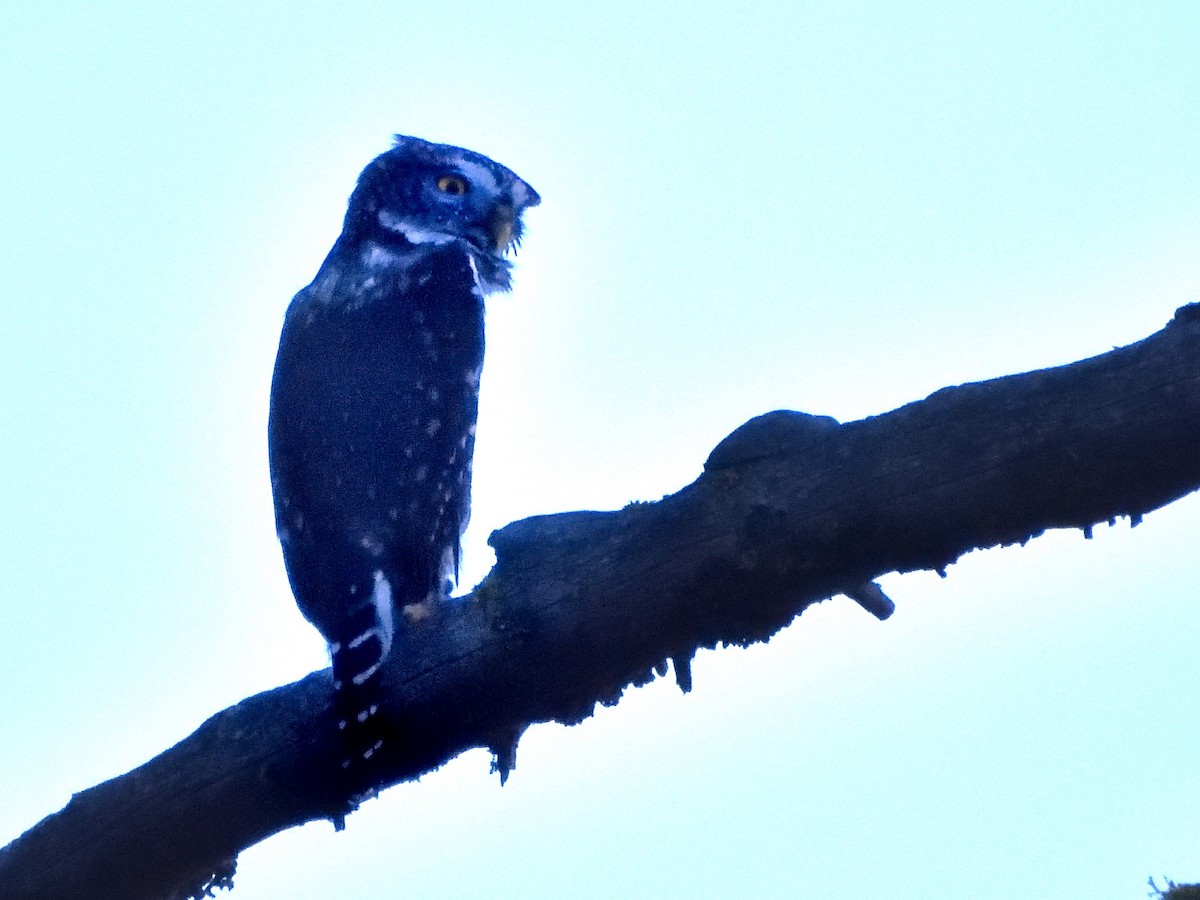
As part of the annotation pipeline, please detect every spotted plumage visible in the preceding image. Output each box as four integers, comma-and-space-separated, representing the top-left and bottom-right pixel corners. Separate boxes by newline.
268, 135, 538, 798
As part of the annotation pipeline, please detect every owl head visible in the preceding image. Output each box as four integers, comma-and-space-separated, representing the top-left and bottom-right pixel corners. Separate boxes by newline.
343, 135, 540, 293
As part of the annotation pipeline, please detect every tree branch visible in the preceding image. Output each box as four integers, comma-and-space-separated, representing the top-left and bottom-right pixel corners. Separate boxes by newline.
4, 303, 1199, 900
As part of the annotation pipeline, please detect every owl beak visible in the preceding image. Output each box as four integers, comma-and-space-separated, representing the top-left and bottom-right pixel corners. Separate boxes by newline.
488, 205, 518, 254
486, 181, 537, 255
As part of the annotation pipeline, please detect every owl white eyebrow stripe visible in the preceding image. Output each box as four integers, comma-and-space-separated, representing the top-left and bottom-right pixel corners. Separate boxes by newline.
450, 158, 499, 194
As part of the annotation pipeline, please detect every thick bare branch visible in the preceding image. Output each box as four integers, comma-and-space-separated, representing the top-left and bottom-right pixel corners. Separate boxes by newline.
3, 303, 1198, 900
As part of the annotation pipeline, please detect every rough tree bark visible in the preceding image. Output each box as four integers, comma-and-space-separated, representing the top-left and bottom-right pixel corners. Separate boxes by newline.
3, 304, 1199, 900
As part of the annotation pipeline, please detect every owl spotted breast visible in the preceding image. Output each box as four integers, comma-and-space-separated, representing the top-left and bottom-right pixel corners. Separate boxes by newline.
268, 135, 538, 800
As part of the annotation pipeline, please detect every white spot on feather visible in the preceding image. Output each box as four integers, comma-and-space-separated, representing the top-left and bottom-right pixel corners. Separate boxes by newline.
363, 243, 401, 268
378, 210, 456, 245
466, 254, 484, 298
369, 571, 395, 661
510, 178, 537, 209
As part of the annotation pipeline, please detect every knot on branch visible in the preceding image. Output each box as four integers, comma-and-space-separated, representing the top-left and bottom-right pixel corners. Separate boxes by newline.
1171, 300, 1200, 325
705, 410, 841, 472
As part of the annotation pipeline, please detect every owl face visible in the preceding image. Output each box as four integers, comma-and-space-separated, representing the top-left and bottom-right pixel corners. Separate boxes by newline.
346, 135, 540, 293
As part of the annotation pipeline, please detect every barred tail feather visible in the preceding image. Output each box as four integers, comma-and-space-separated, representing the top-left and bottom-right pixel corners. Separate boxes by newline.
329, 571, 395, 797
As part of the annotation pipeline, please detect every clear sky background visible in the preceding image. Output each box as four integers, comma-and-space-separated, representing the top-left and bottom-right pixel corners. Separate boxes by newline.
1, 3, 1198, 898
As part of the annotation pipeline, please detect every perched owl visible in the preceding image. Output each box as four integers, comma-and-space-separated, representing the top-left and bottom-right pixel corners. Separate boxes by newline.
268, 135, 539, 797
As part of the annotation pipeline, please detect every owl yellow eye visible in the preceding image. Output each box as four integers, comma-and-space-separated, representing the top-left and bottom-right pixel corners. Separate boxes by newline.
436, 174, 468, 196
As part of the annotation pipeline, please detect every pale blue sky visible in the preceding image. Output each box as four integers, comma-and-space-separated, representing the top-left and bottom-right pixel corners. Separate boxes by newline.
2, 3, 1198, 898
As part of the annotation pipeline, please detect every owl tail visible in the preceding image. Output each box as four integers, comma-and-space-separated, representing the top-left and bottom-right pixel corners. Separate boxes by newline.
329, 571, 395, 800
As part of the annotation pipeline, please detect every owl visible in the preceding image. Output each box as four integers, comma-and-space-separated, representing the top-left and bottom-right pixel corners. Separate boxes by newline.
268, 135, 539, 798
